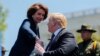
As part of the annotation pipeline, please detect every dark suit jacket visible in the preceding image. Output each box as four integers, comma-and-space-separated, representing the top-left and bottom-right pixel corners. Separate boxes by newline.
44, 28, 79, 56
9, 19, 40, 56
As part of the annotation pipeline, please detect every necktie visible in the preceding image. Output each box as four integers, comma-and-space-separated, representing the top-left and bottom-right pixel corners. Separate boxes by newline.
51, 33, 55, 41
46, 33, 55, 51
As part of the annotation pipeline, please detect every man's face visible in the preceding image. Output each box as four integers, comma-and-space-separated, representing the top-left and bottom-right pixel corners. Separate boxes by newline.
32, 9, 45, 23
81, 31, 92, 41
47, 18, 55, 33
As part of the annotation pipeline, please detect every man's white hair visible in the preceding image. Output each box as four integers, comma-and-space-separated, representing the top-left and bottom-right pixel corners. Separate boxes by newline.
49, 13, 67, 28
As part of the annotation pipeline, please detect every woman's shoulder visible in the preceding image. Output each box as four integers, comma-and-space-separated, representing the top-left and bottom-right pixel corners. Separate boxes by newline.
20, 19, 30, 27
21, 19, 30, 24
23, 19, 29, 22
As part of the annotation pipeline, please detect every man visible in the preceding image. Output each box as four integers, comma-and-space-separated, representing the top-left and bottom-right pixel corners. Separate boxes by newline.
35, 13, 79, 56
77, 24, 100, 56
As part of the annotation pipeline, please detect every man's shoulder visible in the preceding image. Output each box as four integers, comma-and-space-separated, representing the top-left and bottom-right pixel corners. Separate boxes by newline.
78, 41, 83, 45
90, 41, 100, 49
96, 41, 100, 49
65, 31, 74, 37
85, 41, 100, 54
83, 41, 99, 51
60, 30, 75, 38
61, 29, 73, 35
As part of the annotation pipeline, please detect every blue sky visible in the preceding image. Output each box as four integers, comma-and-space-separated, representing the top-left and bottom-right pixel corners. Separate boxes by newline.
1, 0, 100, 56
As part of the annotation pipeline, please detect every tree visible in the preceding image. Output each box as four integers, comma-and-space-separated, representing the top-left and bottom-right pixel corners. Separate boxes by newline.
0, 3, 8, 45
0, 4, 7, 31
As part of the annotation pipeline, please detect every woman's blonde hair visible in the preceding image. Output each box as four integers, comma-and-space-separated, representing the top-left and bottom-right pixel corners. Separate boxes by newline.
49, 13, 67, 28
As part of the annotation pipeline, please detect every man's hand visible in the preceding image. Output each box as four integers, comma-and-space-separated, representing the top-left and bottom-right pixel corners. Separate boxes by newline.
35, 42, 45, 55
36, 39, 44, 47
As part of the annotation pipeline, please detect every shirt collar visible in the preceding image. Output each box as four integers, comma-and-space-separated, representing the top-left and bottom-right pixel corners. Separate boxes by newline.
53, 28, 62, 36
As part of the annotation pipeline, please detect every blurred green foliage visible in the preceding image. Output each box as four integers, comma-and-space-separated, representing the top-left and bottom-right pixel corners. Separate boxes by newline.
0, 3, 8, 31
75, 33, 83, 43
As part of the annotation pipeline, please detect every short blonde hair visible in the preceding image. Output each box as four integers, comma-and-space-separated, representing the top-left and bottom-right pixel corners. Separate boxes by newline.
49, 13, 67, 28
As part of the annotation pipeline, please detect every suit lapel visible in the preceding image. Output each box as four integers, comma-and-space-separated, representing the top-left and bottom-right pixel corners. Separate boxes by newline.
53, 28, 66, 45
46, 28, 66, 51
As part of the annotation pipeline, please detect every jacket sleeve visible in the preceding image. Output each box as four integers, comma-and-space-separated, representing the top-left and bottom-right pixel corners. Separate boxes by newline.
43, 33, 78, 56
22, 21, 39, 40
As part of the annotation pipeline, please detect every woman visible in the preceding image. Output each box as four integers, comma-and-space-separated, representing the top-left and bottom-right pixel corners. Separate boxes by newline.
9, 3, 48, 56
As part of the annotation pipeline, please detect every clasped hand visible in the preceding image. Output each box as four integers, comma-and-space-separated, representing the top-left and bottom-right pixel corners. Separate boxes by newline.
35, 39, 45, 55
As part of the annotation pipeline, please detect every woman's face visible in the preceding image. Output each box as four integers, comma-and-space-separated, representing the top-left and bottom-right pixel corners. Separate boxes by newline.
32, 9, 45, 23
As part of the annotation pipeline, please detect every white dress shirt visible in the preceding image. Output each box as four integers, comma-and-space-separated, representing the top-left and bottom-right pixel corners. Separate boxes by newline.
52, 28, 62, 42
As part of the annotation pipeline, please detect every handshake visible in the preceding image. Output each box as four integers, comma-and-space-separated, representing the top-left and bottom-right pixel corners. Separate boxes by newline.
30, 38, 45, 56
